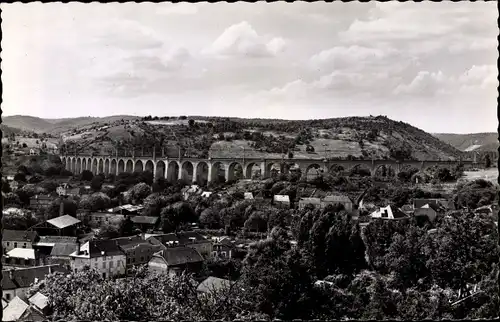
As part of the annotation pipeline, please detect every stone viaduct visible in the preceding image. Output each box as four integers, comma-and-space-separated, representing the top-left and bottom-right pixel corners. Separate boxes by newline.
61, 153, 475, 185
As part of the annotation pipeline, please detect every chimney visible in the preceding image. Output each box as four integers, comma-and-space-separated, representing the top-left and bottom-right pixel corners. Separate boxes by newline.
59, 200, 65, 217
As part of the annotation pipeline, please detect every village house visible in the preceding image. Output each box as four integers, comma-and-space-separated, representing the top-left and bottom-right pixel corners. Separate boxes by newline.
2, 265, 68, 302
32, 236, 78, 257
244, 192, 254, 200
273, 195, 291, 209
370, 205, 409, 221
413, 198, 455, 211
2, 248, 42, 268
113, 236, 164, 273
27, 292, 50, 316
148, 247, 204, 276
322, 195, 353, 212
2, 230, 39, 254
130, 216, 160, 231
107, 204, 144, 215
414, 203, 441, 222
474, 205, 499, 221
197, 276, 232, 294
31, 215, 81, 236
28, 195, 52, 210
48, 243, 79, 268
400, 204, 415, 216
201, 191, 213, 198
298, 197, 322, 210
2, 295, 48, 322
212, 237, 236, 259
181, 185, 203, 200
147, 231, 213, 259
83, 212, 125, 227
69, 239, 127, 278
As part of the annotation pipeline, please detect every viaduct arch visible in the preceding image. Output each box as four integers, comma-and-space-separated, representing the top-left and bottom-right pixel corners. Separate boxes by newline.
60, 154, 475, 184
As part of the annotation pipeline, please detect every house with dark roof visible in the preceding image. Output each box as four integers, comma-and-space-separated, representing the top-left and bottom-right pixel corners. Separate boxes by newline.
2, 230, 39, 254
148, 247, 204, 276
212, 237, 236, 259
147, 231, 213, 259
69, 239, 126, 278
298, 197, 322, 210
413, 198, 453, 211
2, 265, 68, 302
414, 203, 441, 222
130, 216, 159, 231
33, 236, 78, 257
197, 276, 232, 294
322, 195, 353, 212
85, 212, 125, 227
48, 243, 79, 268
113, 236, 164, 273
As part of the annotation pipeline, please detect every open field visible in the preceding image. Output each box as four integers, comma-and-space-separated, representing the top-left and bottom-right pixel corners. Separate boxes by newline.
462, 168, 498, 184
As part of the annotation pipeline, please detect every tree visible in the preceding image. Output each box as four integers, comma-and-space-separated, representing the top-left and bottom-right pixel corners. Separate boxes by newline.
80, 170, 94, 181
119, 216, 136, 237
484, 154, 492, 168
79, 192, 111, 212
2, 179, 12, 193
199, 208, 221, 229
188, 119, 195, 127
14, 172, 26, 182
91, 176, 104, 191
22, 142, 28, 148
426, 213, 498, 292
128, 182, 152, 204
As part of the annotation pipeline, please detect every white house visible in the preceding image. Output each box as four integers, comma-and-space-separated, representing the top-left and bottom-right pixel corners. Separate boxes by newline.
369, 205, 409, 220
69, 240, 126, 279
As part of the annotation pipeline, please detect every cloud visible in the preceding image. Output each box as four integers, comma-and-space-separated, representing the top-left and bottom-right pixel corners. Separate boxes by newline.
94, 19, 164, 50
458, 65, 499, 90
203, 21, 286, 58
393, 71, 447, 96
157, 3, 199, 15
309, 45, 410, 71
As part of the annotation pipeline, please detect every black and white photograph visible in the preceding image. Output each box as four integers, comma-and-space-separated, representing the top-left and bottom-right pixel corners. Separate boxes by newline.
1, 1, 499, 321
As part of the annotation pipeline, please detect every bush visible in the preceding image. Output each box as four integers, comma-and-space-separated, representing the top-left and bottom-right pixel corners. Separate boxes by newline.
80, 170, 94, 181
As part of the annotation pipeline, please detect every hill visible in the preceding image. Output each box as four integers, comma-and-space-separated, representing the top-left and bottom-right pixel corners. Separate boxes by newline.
433, 133, 498, 152
55, 115, 464, 161
2, 115, 139, 134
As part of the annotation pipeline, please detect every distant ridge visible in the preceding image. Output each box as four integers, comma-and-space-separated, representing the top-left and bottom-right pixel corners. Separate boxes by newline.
433, 132, 498, 152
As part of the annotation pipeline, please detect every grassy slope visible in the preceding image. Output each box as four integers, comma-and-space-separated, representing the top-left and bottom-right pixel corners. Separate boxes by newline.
4, 115, 465, 161
434, 132, 498, 152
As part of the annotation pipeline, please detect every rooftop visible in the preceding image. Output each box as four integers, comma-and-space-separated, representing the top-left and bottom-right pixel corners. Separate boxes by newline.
197, 276, 232, 293
130, 216, 159, 225
6, 248, 36, 260
157, 247, 204, 266
323, 195, 352, 203
46, 215, 81, 229
35, 236, 78, 247
2, 230, 38, 243
2, 296, 29, 322
50, 243, 79, 257
28, 292, 48, 311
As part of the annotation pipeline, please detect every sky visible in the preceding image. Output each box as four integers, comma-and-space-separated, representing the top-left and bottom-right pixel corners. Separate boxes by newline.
1, 2, 498, 134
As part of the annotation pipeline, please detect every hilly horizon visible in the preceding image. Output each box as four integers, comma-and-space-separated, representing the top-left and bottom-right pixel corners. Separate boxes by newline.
2, 114, 468, 162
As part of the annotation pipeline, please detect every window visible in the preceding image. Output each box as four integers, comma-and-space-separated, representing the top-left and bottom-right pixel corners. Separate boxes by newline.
140, 256, 144, 262
221, 251, 227, 258
6, 242, 10, 246
6, 293, 11, 301
127, 258, 131, 264
14, 242, 17, 248
95, 263, 98, 269
75, 268, 78, 273
109, 261, 113, 268
102, 273, 106, 279
102, 261, 106, 269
